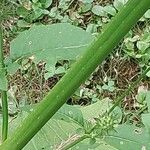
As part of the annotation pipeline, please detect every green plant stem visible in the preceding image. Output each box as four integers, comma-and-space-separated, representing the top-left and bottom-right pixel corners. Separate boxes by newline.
1, 92, 8, 142
108, 67, 150, 114
57, 134, 90, 150
1, 0, 150, 149
138, 105, 148, 115
0, 24, 8, 142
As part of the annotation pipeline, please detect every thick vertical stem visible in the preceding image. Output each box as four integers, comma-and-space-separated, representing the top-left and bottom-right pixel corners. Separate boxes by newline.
0, 0, 150, 149
1, 91, 8, 142
0, 24, 8, 142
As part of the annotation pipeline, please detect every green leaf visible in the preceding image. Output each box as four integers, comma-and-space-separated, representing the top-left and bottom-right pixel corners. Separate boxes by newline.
72, 139, 117, 150
40, 0, 53, 8
53, 104, 85, 126
24, 120, 78, 149
0, 107, 80, 150
0, 70, 8, 91
6, 62, 20, 75
0, 102, 118, 150
137, 41, 149, 51
142, 113, 150, 132
146, 71, 150, 77
17, 20, 31, 28
10, 23, 93, 74
80, 98, 110, 120
113, 0, 128, 11
16, 6, 30, 18
55, 99, 122, 128
0, 99, 120, 149
86, 24, 98, 33
102, 81, 115, 92
80, 98, 122, 122
104, 5, 116, 16
92, 5, 107, 16
45, 65, 66, 79
144, 9, 150, 18
32, 6, 46, 19
136, 90, 147, 104
105, 124, 150, 150
55, 66, 66, 74
80, 3, 92, 13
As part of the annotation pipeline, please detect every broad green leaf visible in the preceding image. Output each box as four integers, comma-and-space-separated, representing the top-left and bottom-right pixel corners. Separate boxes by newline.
0, 70, 8, 91
81, 98, 111, 120
53, 104, 85, 127
9, 23, 93, 75
80, 98, 122, 122
20, 103, 85, 127
57, 99, 122, 127
72, 139, 117, 150
1, 99, 119, 149
1, 109, 80, 150
105, 124, 150, 150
